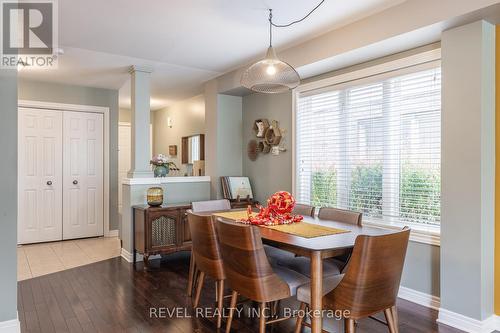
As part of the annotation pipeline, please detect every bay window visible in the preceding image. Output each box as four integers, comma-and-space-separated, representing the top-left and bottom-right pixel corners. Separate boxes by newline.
295, 64, 441, 233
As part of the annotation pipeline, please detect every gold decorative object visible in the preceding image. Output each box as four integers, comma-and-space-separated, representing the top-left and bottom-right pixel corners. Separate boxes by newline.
253, 119, 270, 138
264, 120, 282, 146
147, 187, 163, 206
258, 141, 271, 154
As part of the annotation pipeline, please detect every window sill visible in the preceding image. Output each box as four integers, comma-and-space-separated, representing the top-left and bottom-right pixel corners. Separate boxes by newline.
362, 219, 440, 246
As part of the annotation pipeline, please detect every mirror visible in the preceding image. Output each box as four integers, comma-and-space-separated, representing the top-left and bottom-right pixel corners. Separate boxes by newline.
182, 134, 205, 164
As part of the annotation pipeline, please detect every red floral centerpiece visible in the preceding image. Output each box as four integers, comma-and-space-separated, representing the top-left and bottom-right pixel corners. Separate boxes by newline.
241, 191, 303, 226
268, 191, 296, 215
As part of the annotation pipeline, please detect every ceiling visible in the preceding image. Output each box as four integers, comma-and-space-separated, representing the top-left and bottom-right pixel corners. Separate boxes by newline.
18, 0, 407, 110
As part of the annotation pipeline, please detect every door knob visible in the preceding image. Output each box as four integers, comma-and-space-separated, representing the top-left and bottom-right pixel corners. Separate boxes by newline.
73, 180, 78, 185
47, 181, 52, 186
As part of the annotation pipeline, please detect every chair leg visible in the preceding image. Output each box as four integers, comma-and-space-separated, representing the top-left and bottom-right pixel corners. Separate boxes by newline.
384, 307, 398, 333
259, 302, 267, 333
216, 280, 225, 329
193, 271, 205, 308
344, 318, 355, 333
271, 300, 280, 319
294, 302, 307, 333
391, 306, 399, 330
226, 291, 238, 333
187, 252, 195, 296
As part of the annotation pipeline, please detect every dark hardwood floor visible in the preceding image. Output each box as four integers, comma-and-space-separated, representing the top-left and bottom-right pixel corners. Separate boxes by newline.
18, 252, 464, 333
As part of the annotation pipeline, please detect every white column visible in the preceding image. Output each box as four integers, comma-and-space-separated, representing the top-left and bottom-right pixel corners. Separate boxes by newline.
440, 20, 495, 324
128, 65, 153, 178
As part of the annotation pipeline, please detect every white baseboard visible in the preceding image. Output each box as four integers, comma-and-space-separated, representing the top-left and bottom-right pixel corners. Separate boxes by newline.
0, 315, 20, 333
105, 229, 119, 237
398, 286, 440, 310
120, 248, 161, 263
495, 316, 500, 332
120, 248, 133, 262
437, 309, 498, 333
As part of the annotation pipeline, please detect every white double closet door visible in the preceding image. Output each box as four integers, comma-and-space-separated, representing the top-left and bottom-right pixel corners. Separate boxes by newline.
18, 108, 104, 244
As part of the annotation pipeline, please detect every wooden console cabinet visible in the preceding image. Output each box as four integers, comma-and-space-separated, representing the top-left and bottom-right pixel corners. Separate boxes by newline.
133, 203, 192, 266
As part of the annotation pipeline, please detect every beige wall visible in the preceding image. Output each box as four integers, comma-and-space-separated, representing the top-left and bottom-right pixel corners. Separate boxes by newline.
152, 95, 205, 175
119, 108, 154, 124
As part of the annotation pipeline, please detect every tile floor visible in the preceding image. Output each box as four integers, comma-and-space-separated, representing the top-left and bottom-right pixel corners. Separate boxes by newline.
17, 236, 121, 281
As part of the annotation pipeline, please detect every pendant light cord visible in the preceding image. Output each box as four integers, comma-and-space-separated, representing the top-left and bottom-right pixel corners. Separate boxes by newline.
269, 9, 273, 47
270, 0, 325, 28
268, 0, 325, 46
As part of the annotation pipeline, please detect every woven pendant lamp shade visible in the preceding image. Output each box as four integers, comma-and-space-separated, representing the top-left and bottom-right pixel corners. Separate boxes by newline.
241, 47, 300, 94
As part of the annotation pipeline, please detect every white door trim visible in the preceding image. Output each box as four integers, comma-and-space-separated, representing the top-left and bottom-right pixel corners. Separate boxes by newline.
18, 100, 111, 237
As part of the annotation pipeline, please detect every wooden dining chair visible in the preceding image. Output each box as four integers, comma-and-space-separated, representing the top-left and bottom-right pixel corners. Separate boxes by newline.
292, 204, 316, 217
272, 205, 348, 278
258, 203, 318, 272
294, 227, 410, 333
191, 199, 231, 212
187, 199, 231, 298
318, 207, 362, 225
215, 217, 310, 333
186, 211, 227, 328
318, 207, 362, 271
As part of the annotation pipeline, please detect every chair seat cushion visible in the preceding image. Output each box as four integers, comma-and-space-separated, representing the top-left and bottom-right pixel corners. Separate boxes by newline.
296, 274, 344, 304
276, 256, 341, 278
264, 245, 295, 264
271, 264, 311, 296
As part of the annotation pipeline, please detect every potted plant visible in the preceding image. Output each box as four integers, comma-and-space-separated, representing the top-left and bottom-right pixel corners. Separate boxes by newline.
150, 154, 179, 177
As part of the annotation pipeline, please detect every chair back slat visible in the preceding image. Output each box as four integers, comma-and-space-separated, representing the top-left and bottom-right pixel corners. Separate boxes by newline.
215, 218, 290, 302
192, 199, 231, 213
187, 211, 225, 280
318, 207, 362, 225
325, 228, 410, 319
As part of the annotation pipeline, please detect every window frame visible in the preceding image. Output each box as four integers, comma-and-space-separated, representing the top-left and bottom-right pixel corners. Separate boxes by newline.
292, 48, 441, 245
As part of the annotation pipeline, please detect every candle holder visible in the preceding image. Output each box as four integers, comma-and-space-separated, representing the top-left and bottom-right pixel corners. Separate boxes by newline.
147, 187, 164, 207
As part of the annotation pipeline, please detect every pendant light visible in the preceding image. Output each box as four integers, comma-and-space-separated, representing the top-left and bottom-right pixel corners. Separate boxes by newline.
241, 9, 299, 94
241, 1, 325, 94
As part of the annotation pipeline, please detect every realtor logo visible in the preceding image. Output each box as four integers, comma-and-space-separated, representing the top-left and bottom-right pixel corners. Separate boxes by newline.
1, 0, 58, 68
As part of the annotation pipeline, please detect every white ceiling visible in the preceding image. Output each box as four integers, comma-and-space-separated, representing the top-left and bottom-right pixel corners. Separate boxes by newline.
19, 0, 406, 110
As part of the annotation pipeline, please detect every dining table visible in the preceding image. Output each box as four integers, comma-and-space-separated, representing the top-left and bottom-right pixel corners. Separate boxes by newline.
213, 211, 395, 333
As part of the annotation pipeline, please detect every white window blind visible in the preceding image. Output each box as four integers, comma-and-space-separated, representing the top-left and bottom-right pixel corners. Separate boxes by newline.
296, 66, 441, 227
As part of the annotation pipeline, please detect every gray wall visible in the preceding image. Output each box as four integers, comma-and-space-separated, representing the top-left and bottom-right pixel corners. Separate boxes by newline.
242, 92, 293, 203
203, 80, 244, 199
217, 94, 243, 193
18, 79, 120, 231
241, 90, 441, 297
440, 20, 495, 320
0, 70, 18, 323
402, 242, 440, 296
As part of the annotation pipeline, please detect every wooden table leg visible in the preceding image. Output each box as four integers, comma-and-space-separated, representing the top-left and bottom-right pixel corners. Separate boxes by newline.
310, 251, 323, 333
